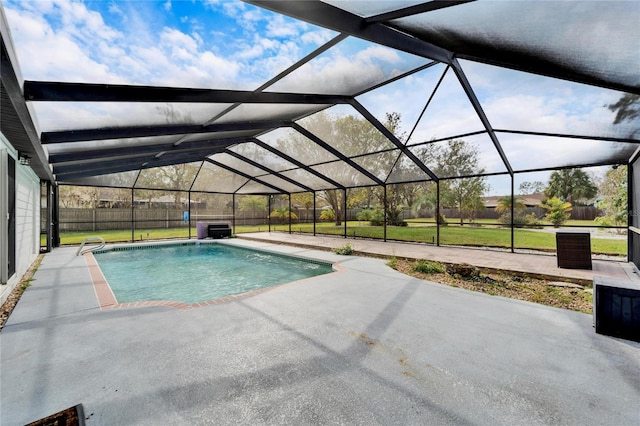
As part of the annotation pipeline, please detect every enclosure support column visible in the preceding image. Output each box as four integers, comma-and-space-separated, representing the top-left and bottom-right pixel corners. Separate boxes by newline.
52, 183, 60, 248
188, 191, 192, 239
436, 182, 440, 246
268, 195, 271, 232
130, 188, 135, 243
343, 188, 347, 238
43, 181, 52, 252
510, 175, 515, 253
383, 185, 388, 242
288, 194, 292, 234
313, 191, 316, 236
628, 163, 633, 263
232, 194, 236, 236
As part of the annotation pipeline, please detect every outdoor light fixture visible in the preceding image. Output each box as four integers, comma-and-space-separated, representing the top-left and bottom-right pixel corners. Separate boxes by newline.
18, 151, 31, 166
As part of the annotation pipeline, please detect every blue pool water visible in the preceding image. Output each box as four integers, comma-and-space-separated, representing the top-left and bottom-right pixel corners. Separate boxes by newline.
94, 243, 333, 304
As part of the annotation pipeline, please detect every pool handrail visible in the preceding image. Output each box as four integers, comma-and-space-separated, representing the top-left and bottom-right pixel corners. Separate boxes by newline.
76, 236, 106, 256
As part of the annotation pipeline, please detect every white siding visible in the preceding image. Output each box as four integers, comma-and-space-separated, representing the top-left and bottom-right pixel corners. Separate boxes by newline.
1, 133, 41, 305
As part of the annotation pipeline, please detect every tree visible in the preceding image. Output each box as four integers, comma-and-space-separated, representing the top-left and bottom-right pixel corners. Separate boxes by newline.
412, 191, 436, 218
607, 93, 639, 138
595, 165, 628, 229
269, 207, 298, 224
373, 185, 406, 226
518, 181, 545, 195
496, 195, 536, 227
429, 139, 488, 225
238, 195, 267, 219
541, 197, 572, 227
291, 192, 314, 221
545, 168, 597, 205
280, 111, 402, 225
495, 195, 526, 215
136, 164, 199, 208
58, 185, 99, 208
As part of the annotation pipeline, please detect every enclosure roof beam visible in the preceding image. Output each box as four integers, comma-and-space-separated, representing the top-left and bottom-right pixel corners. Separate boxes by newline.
494, 129, 639, 144
248, 0, 453, 64
206, 158, 286, 194
24, 80, 351, 104
41, 120, 290, 143
55, 157, 173, 180
204, 33, 349, 126
48, 136, 247, 164
253, 139, 345, 190
349, 99, 439, 182
224, 149, 315, 193
451, 58, 513, 175
54, 150, 207, 177
365, 0, 476, 24
291, 123, 385, 187
353, 60, 440, 98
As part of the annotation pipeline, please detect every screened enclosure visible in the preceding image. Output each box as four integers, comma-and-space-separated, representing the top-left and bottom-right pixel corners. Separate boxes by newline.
2, 1, 638, 259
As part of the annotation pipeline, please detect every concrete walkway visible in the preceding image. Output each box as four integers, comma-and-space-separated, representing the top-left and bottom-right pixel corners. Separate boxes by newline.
1, 239, 639, 425
239, 232, 637, 284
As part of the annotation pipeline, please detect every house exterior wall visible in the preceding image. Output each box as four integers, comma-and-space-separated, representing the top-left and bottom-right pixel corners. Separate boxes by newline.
1, 132, 41, 306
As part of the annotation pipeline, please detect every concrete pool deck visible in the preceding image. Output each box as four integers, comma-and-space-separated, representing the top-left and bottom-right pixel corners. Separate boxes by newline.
1, 238, 639, 425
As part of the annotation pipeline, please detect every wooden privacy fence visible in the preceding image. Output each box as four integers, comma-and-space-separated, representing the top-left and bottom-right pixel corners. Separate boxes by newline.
59, 208, 267, 231
58, 205, 603, 231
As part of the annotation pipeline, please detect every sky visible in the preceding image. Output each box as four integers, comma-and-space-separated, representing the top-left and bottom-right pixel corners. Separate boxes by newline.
3, 0, 635, 195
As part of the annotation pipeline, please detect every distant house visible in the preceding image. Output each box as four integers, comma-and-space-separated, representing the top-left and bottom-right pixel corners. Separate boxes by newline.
483, 193, 546, 209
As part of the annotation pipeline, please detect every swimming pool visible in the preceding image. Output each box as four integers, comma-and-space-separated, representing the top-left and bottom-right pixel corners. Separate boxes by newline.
93, 242, 334, 304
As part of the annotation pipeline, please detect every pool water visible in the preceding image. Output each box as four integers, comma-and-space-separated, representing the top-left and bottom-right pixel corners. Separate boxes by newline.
94, 243, 333, 304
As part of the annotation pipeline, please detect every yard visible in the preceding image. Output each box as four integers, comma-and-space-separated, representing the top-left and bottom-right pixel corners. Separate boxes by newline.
56, 220, 627, 257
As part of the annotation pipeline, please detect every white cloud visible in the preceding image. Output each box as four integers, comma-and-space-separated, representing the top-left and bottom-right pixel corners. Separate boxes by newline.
300, 29, 334, 46
266, 14, 302, 38
108, 2, 123, 17
163, 0, 172, 12
54, 0, 122, 42
160, 27, 200, 54
355, 46, 401, 64
4, 6, 120, 83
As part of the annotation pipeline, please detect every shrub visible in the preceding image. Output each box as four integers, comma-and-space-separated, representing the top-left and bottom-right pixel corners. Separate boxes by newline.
356, 209, 374, 222
387, 256, 398, 270
319, 209, 335, 222
333, 243, 354, 255
369, 206, 385, 226
541, 197, 572, 227
413, 260, 445, 274
367, 206, 407, 226
499, 212, 543, 228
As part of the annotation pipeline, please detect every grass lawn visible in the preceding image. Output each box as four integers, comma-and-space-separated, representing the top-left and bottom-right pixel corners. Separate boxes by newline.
58, 221, 627, 257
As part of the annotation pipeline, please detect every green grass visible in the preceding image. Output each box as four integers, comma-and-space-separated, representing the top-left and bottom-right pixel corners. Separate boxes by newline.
251, 221, 627, 256
58, 220, 627, 257
60, 228, 193, 245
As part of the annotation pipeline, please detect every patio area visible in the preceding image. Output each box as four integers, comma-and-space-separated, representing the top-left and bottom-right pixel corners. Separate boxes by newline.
2, 238, 639, 425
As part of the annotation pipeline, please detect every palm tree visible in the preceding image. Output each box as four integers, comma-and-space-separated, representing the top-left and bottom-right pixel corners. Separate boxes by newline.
494, 195, 526, 215
269, 207, 298, 224
411, 193, 435, 218
545, 168, 597, 205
